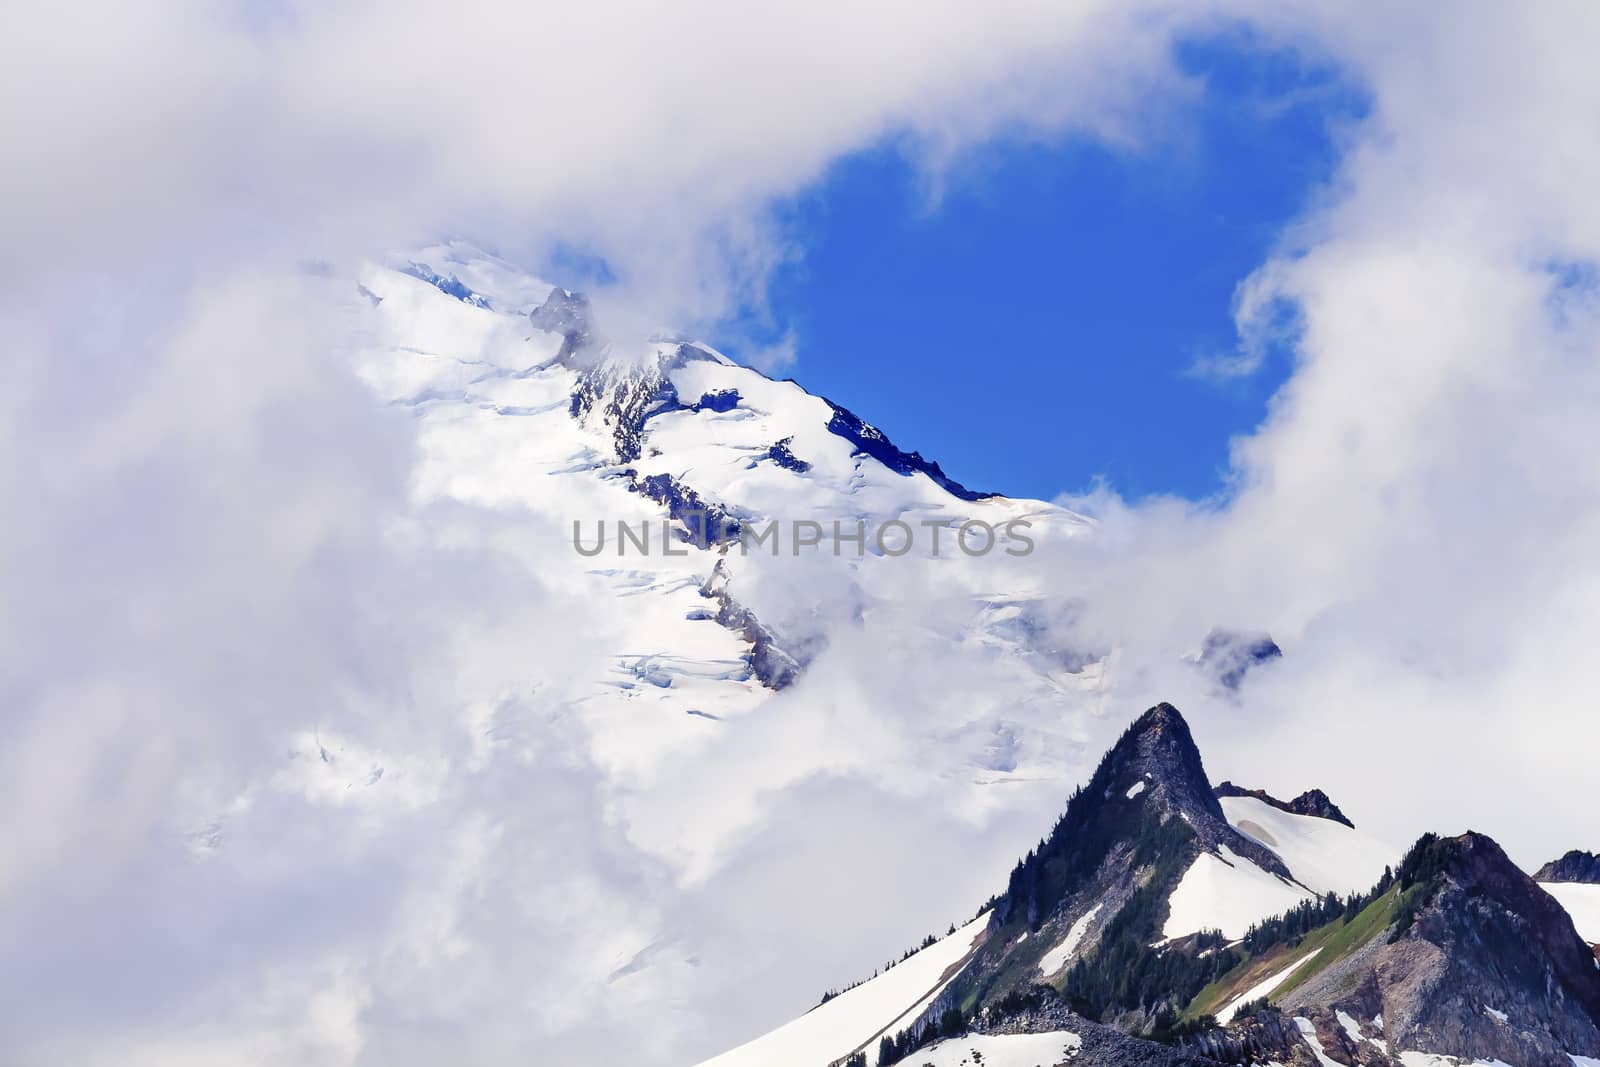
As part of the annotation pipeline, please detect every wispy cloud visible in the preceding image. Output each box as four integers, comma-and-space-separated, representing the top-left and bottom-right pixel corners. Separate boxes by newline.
7, 3, 1600, 1066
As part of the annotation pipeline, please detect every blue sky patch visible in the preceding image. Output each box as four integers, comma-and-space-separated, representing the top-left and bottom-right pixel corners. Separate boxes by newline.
727, 32, 1368, 502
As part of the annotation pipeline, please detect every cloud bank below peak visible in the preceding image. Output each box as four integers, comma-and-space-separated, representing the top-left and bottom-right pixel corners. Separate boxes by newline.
7, 3, 1600, 1066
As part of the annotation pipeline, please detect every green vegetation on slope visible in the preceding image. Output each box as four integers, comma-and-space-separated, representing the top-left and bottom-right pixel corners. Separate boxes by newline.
1182, 831, 1461, 1019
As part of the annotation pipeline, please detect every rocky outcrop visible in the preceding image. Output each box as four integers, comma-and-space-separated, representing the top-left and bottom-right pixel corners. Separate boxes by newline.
1087, 704, 1295, 879
1071, 1022, 1223, 1067
821, 400, 992, 502
699, 560, 808, 690
550, 323, 808, 690
1535, 849, 1600, 883
1377, 833, 1600, 1066
994, 701, 1296, 929
943, 705, 1297, 1033
1215, 781, 1356, 829
758, 702, 1600, 1067
971, 987, 1220, 1066
567, 355, 679, 463
1193, 629, 1282, 690
529, 285, 593, 358
1250, 833, 1600, 1067
1181, 1007, 1339, 1066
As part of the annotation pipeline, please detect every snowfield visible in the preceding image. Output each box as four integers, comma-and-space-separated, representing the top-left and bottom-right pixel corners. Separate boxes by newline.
1220, 795, 1399, 898
320, 244, 1126, 904
1164, 843, 1314, 940
1539, 882, 1600, 946
347, 246, 1102, 820
1038, 903, 1103, 977
694, 913, 990, 1067
1163, 796, 1401, 941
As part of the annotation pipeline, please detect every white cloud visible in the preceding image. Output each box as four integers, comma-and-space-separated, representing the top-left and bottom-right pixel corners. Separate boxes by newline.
7, 2, 1600, 1066
0, 0, 1196, 324
1050, 0, 1600, 867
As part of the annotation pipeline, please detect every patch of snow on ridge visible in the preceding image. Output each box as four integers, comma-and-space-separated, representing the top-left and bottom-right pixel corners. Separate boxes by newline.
1541, 882, 1600, 944
1295, 1018, 1344, 1067
1126, 780, 1146, 799
693, 913, 989, 1067
1164, 844, 1313, 940
1039, 903, 1103, 976
1337, 1009, 1387, 1052
912, 1032, 1082, 1066
1218, 949, 1321, 1024
1220, 795, 1398, 898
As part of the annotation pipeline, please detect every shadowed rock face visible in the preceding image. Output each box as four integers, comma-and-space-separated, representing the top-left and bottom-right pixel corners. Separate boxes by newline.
1096, 704, 1294, 880
1384, 832, 1600, 1067
820, 401, 993, 502
1167, 833, 1600, 1067
1267, 833, 1600, 1067
1194, 629, 1282, 690
1535, 849, 1600, 883
529, 286, 593, 358
782, 705, 1600, 1067
698, 560, 807, 690
990, 702, 1297, 941
942, 704, 1299, 1036
968, 987, 1221, 1066
1215, 781, 1356, 829
971, 717, 1600, 1067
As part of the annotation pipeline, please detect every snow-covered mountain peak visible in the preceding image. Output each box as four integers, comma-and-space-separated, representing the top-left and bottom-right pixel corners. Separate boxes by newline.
338, 243, 1109, 859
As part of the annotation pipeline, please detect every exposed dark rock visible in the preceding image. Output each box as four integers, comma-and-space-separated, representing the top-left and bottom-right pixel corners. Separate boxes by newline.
564, 340, 741, 468
944, 704, 1298, 1031
941, 986, 1223, 1066
1194, 629, 1282, 690
634, 473, 741, 547
563, 342, 749, 548
1069, 1022, 1224, 1067
764, 436, 810, 473
552, 326, 818, 691
568, 357, 681, 463
1085, 704, 1294, 879
528, 285, 593, 358
785, 699, 1600, 1067
1535, 849, 1600, 883
1178, 1007, 1327, 1066
952, 712, 1600, 1067
698, 560, 810, 691
1232, 832, 1600, 1067
821, 400, 993, 501
1372, 832, 1600, 1066
1215, 781, 1356, 829
694, 389, 740, 413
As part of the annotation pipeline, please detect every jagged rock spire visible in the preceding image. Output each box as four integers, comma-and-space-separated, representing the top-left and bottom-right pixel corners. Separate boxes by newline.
1535, 849, 1600, 883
